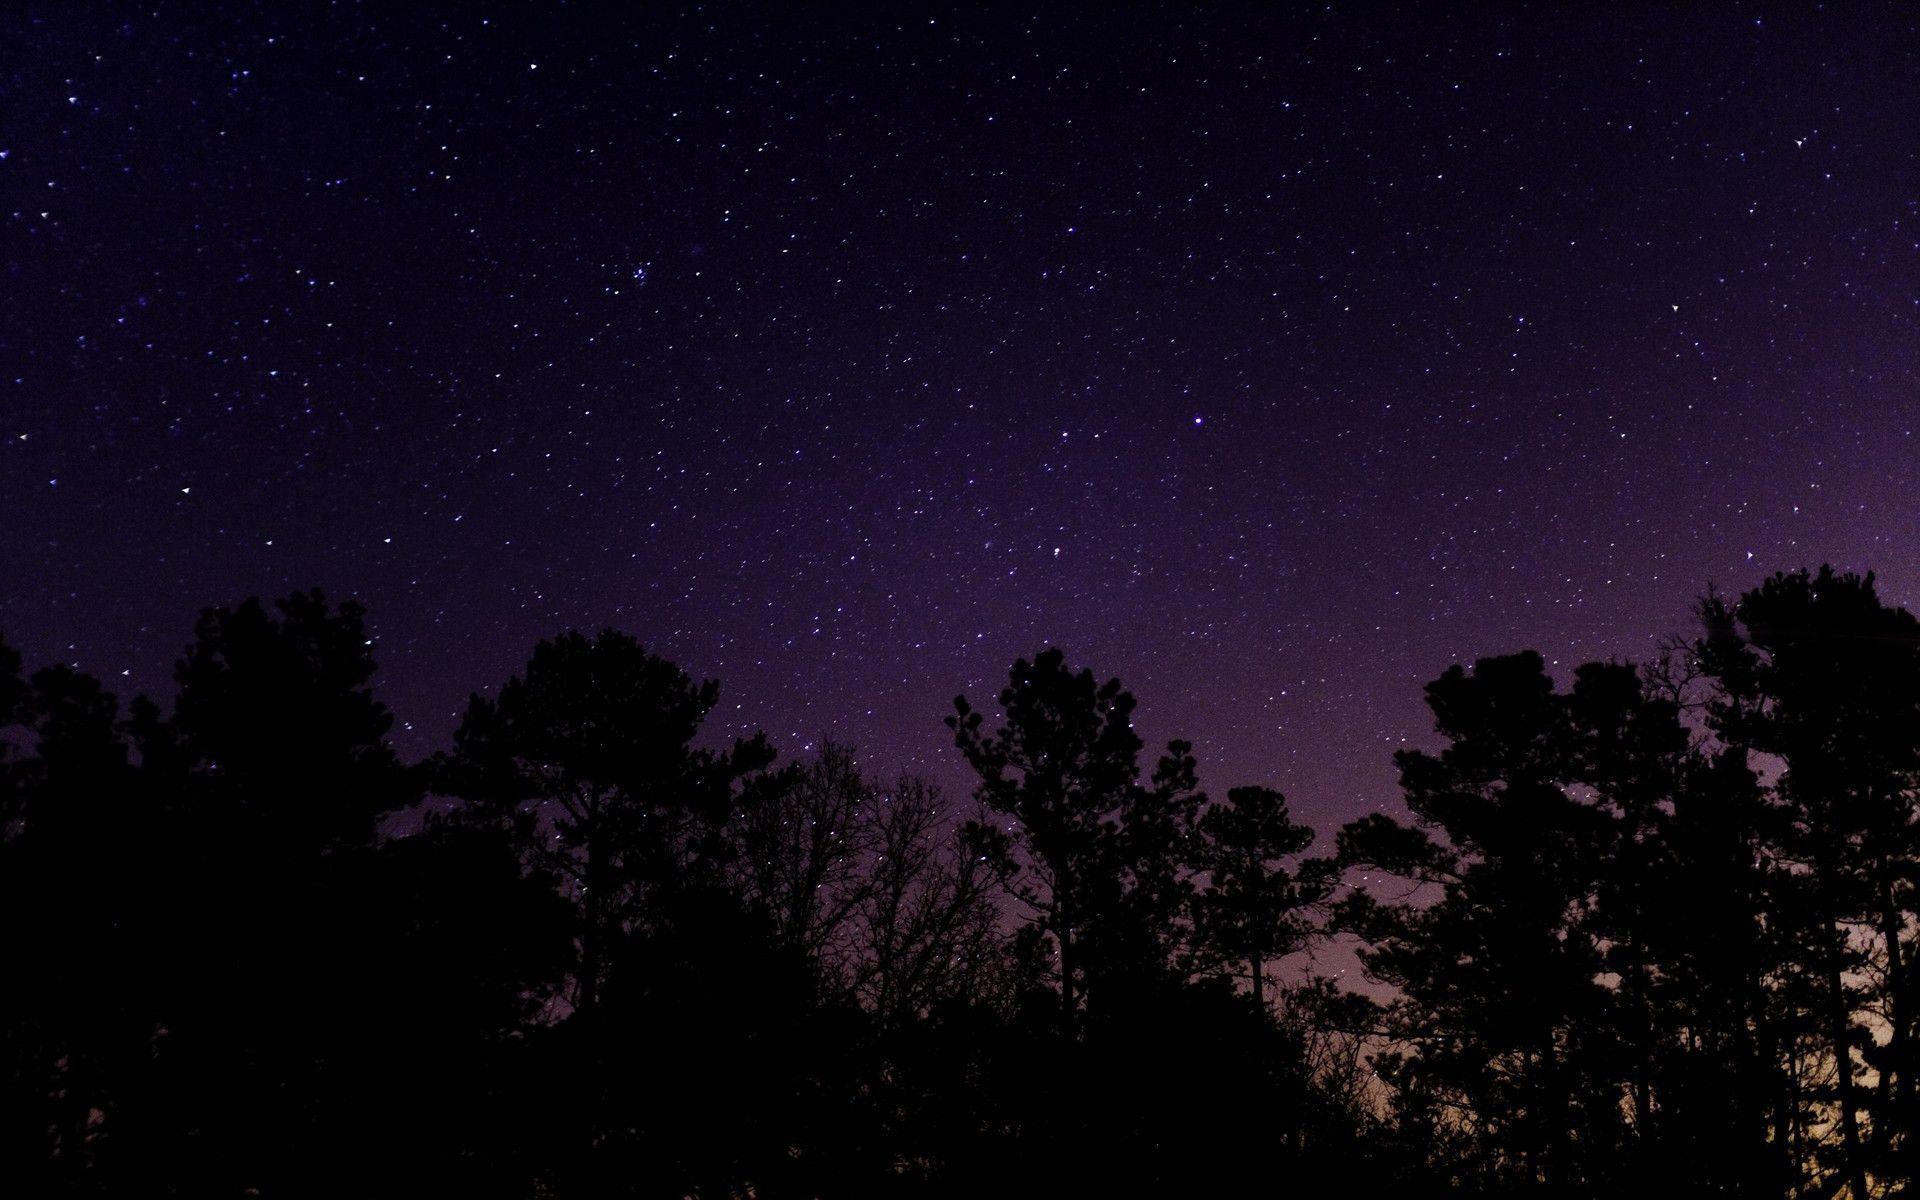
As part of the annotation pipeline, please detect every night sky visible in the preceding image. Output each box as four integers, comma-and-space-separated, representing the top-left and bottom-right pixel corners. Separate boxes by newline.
4, 5, 1916, 835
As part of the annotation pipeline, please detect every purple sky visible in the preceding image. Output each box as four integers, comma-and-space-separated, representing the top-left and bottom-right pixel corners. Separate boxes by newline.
3, 5, 1916, 844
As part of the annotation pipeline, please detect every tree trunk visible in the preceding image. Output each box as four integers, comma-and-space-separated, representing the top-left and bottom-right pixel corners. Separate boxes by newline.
579, 830, 607, 1015
1782, 1045, 1801, 1200
1882, 876, 1909, 1130
1827, 914, 1870, 1200
1538, 1035, 1571, 1193
1057, 892, 1076, 1040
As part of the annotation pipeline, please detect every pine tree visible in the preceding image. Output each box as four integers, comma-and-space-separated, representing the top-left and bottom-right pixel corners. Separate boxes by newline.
1694, 568, 1920, 1197
445, 629, 772, 1016
948, 648, 1201, 1034
1190, 785, 1330, 1013
1337, 652, 1614, 1193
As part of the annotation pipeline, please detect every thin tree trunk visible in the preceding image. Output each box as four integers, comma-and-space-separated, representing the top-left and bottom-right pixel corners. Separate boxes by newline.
1783, 1043, 1801, 1200
1882, 877, 1909, 1127
579, 827, 607, 1015
1538, 1035, 1570, 1193
1057, 891, 1076, 1040
1827, 915, 1870, 1200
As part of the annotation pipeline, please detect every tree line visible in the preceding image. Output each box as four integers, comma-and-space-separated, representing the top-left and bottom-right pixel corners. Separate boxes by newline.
5, 566, 1920, 1197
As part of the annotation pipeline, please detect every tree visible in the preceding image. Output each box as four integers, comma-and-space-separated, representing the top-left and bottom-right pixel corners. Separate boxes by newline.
1642, 733, 1790, 1196
1190, 785, 1331, 1013
48, 568, 1920, 1194
113, 592, 423, 1194
948, 648, 1201, 1035
729, 741, 876, 975
1574, 645, 1795, 1196
1694, 567, 1920, 1198
552, 883, 846, 1199
846, 772, 1005, 1028
161, 590, 414, 845
0, 654, 154, 1192
1337, 652, 1615, 1194
446, 629, 772, 1016
330, 812, 574, 1198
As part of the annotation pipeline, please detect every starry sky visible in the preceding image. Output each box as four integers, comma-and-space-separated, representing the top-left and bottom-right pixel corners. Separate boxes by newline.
3, 4, 1916, 834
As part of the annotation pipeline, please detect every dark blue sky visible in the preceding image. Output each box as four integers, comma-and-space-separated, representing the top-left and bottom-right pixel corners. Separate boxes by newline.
3, 4, 1915, 838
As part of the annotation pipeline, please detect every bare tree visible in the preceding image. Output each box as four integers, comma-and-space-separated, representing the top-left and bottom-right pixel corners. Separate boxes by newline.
849, 775, 1008, 1025
730, 741, 878, 978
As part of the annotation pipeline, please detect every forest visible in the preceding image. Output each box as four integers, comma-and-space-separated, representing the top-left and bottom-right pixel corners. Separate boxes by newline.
8, 565, 1920, 1198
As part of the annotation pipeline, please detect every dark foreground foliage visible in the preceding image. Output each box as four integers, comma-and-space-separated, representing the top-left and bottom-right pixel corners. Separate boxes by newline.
5, 567, 1920, 1197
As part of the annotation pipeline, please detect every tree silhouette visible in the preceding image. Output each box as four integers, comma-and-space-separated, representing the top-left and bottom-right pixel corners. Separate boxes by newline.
164, 590, 414, 845
21, 568, 1920, 1195
0, 653, 153, 1192
116, 592, 424, 1194
1337, 651, 1615, 1193
1190, 784, 1331, 1012
729, 741, 876, 974
845, 772, 1006, 1028
948, 647, 1201, 1036
446, 629, 772, 1017
1694, 568, 1920, 1197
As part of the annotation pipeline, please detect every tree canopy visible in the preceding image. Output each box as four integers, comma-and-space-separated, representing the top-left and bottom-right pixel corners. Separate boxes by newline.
7, 567, 1920, 1196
